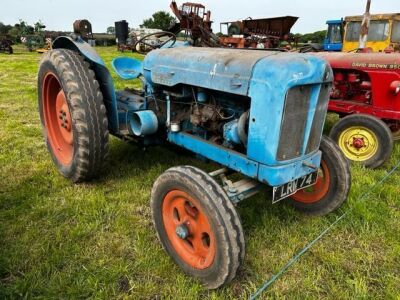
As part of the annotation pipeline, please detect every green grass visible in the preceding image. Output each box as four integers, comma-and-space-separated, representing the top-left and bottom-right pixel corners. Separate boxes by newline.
0, 45, 399, 299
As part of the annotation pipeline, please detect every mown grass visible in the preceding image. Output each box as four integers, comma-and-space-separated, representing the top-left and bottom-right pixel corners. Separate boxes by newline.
0, 45, 399, 299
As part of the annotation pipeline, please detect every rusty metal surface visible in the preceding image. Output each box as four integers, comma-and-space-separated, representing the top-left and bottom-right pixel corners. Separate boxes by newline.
344, 13, 400, 22
73, 19, 93, 40
242, 16, 298, 38
169, 1, 216, 47
220, 16, 298, 49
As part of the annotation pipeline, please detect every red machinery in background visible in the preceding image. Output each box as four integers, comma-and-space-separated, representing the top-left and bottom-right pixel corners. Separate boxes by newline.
317, 52, 400, 168
219, 16, 298, 49
169, 1, 219, 47
315, 0, 400, 169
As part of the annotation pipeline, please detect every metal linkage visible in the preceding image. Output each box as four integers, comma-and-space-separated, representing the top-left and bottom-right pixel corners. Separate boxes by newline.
210, 168, 262, 203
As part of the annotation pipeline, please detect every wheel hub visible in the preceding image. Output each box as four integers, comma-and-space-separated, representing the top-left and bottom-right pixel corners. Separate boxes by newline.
338, 126, 378, 161
42, 73, 74, 165
352, 137, 365, 149
175, 223, 189, 239
162, 190, 216, 269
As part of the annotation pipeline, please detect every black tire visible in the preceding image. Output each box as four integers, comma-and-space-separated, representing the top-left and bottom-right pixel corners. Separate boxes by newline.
329, 114, 393, 169
151, 166, 244, 289
38, 49, 109, 182
290, 136, 351, 216
7, 46, 13, 54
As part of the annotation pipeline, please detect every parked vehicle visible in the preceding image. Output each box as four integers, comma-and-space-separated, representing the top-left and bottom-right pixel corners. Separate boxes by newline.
37, 35, 350, 288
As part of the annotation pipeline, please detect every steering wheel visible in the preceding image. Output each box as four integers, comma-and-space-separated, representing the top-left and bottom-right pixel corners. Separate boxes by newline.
134, 31, 176, 54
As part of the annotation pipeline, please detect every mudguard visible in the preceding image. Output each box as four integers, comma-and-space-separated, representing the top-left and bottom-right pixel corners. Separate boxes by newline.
52, 36, 119, 133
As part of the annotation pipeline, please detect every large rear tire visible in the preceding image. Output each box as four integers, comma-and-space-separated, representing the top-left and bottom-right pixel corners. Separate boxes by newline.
290, 136, 351, 216
151, 166, 244, 289
329, 114, 393, 169
38, 49, 109, 182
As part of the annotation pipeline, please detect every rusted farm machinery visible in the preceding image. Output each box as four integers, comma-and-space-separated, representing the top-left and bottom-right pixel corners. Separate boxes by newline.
169, 1, 220, 47
0, 35, 13, 54
219, 16, 298, 49
115, 20, 135, 52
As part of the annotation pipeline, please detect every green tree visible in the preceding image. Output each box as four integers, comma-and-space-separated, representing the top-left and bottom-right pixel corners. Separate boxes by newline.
107, 26, 115, 35
34, 20, 46, 33
297, 30, 327, 44
141, 11, 175, 31
0, 22, 13, 35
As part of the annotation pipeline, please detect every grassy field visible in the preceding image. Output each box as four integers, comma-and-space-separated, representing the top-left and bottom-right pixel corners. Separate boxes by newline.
0, 45, 399, 299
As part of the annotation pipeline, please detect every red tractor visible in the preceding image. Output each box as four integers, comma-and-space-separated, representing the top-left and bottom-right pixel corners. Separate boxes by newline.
317, 52, 400, 168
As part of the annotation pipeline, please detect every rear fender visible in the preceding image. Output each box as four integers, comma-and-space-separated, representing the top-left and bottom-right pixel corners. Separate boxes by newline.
52, 36, 119, 133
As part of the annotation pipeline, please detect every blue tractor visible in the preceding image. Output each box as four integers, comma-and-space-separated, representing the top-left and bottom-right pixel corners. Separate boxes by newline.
37, 35, 351, 288
323, 19, 344, 51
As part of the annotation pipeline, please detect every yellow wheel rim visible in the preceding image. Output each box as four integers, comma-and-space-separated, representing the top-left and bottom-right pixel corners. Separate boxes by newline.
338, 126, 378, 161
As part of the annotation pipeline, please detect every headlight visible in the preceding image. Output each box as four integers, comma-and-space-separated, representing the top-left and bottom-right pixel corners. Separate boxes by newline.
390, 81, 400, 95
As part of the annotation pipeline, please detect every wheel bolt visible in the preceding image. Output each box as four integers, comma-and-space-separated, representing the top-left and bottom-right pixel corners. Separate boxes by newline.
176, 224, 189, 240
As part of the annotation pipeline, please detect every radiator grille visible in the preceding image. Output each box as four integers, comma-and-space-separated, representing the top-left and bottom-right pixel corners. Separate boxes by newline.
306, 84, 330, 154
277, 85, 311, 161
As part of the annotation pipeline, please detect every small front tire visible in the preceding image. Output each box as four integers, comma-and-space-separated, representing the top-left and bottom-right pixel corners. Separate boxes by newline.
150, 166, 245, 289
329, 114, 393, 169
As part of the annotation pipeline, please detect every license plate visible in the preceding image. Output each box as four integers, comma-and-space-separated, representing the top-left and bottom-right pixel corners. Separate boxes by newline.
272, 172, 318, 204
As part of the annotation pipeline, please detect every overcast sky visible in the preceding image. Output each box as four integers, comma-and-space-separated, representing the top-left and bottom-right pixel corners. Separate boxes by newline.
1, 0, 398, 34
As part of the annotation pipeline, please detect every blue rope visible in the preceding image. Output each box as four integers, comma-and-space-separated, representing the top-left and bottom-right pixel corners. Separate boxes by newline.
249, 161, 400, 300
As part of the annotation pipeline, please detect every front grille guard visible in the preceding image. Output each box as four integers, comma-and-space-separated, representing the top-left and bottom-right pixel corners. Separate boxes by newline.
276, 84, 330, 161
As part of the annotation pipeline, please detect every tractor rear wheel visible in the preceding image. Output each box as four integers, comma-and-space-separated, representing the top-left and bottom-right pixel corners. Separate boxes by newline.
150, 166, 244, 289
38, 49, 109, 182
329, 114, 393, 169
290, 136, 351, 216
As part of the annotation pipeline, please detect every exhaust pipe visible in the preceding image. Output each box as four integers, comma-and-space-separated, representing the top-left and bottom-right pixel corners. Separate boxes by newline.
129, 110, 158, 136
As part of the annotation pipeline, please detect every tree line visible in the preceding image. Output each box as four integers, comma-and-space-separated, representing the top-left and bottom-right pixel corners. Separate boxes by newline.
0, 20, 46, 41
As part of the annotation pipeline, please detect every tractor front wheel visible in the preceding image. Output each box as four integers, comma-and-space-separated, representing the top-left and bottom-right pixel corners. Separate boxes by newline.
38, 49, 109, 182
329, 114, 393, 169
151, 166, 244, 289
290, 136, 351, 216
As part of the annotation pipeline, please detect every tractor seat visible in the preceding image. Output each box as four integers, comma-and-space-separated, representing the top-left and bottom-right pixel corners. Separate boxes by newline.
112, 57, 143, 80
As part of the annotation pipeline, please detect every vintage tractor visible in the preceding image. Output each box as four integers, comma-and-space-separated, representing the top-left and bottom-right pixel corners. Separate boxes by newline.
324, 14, 400, 53
169, 1, 220, 47
311, 1, 400, 168
37, 36, 351, 288
316, 52, 400, 168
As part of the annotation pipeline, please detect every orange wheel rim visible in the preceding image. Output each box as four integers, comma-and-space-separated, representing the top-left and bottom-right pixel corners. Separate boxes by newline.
42, 73, 73, 165
162, 190, 216, 269
291, 160, 331, 204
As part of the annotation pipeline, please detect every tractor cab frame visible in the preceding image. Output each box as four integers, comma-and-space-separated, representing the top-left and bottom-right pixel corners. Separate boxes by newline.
324, 14, 400, 52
